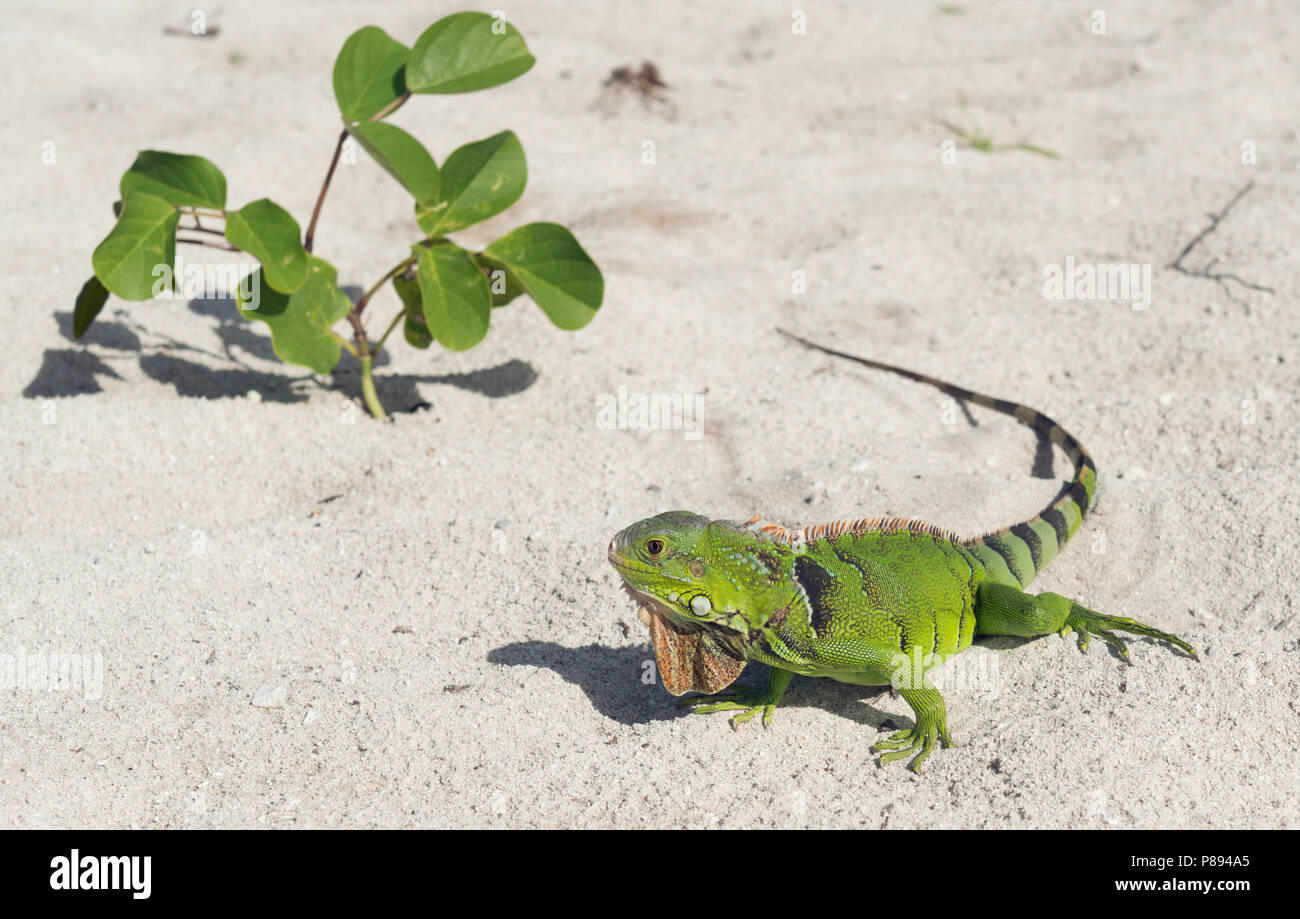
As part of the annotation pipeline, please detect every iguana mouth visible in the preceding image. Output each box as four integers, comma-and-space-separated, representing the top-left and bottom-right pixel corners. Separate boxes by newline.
607, 552, 656, 577
618, 581, 689, 627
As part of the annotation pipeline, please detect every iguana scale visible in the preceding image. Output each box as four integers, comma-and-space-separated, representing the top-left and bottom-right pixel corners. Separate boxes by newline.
607, 329, 1196, 772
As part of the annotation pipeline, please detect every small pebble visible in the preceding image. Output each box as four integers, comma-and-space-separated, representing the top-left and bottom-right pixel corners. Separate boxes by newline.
251, 684, 287, 708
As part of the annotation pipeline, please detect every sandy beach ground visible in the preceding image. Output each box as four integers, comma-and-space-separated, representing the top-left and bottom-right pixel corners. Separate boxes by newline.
2, 0, 1296, 827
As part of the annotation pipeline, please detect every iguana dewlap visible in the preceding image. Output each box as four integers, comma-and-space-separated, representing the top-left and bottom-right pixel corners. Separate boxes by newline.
608, 330, 1196, 773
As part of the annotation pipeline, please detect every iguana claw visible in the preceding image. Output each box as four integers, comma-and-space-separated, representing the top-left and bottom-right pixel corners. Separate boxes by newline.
676, 688, 779, 729
871, 687, 954, 773
1062, 604, 1198, 662
675, 668, 794, 729
870, 721, 954, 774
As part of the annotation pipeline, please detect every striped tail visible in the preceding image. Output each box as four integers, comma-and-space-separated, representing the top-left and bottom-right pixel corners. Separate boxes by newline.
777, 329, 1096, 589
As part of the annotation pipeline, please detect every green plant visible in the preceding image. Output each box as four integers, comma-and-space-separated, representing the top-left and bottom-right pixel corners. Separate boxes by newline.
75, 11, 603, 419
939, 93, 1061, 159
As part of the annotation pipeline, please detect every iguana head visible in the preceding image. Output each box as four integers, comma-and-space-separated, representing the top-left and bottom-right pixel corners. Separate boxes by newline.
608, 511, 795, 695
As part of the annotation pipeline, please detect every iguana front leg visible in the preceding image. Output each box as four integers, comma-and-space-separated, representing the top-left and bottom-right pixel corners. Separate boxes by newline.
677, 667, 794, 728
714, 634, 954, 773
784, 636, 957, 772
870, 685, 954, 773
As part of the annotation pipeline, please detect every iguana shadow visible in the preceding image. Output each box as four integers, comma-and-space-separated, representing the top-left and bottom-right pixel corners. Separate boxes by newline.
489, 640, 679, 725
954, 396, 1057, 480
489, 639, 913, 731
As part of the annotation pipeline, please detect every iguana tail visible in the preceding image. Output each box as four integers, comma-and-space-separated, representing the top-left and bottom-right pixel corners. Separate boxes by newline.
777, 329, 1096, 589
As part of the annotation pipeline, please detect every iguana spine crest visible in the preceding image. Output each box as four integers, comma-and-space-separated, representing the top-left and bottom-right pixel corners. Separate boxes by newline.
745, 513, 962, 546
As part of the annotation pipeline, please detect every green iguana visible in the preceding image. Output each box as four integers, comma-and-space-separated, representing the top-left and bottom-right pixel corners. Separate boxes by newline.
608, 329, 1197, 772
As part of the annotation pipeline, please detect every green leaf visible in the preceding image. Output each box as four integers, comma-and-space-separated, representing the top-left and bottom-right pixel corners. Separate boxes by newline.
349, 122, 439, 204
471, 253, 524, 307
91, 191, 180, 301
223, 198, 309, 293
119, 150, 226, 210
480, 223, 603, 330
111, 199, 122, 218
73, 275, 110, 339
406, 12, 535, 95
414, 130, 525, 236
238, 255, 352, 373
392, 270, 433, 348
414, 242, 491, 351
333, 25, 410, 122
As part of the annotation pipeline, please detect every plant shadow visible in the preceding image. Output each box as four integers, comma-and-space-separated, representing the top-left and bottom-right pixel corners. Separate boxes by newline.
26, 297, 539, 409
23, 348, 125, 397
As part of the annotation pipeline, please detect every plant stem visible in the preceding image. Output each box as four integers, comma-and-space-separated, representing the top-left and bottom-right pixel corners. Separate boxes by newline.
359, 355, 385, 420
367, 91, 411, 123
304, 129, 348, 253
340, 254, 418, 418
177, 237, 239, 252
372, 309, 405, 357
330, 331, 359, 359
354, 255, 415, 322
347, 312, 371, 357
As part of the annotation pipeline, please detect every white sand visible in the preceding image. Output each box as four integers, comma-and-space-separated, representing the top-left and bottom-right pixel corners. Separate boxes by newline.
3, 0, 1296, 827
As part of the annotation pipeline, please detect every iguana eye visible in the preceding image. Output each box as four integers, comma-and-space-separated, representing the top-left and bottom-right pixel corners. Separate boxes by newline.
645, 538, 666, 556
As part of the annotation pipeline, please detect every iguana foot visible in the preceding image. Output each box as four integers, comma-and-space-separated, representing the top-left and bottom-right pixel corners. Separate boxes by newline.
1061, 604, 1198, 663
676, 687, 779, 729
871, 686, 953, 773
870, 721, 954, 773
675, 668, 793, 730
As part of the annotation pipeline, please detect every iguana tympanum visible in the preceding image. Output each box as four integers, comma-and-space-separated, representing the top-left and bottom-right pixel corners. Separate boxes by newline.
608, 330, 1197, 772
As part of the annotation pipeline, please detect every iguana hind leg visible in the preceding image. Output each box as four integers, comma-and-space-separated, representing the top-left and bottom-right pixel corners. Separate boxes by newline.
974, 582, 1197, 662
1061, 604, 1198, 661
676, 666, 794, 728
